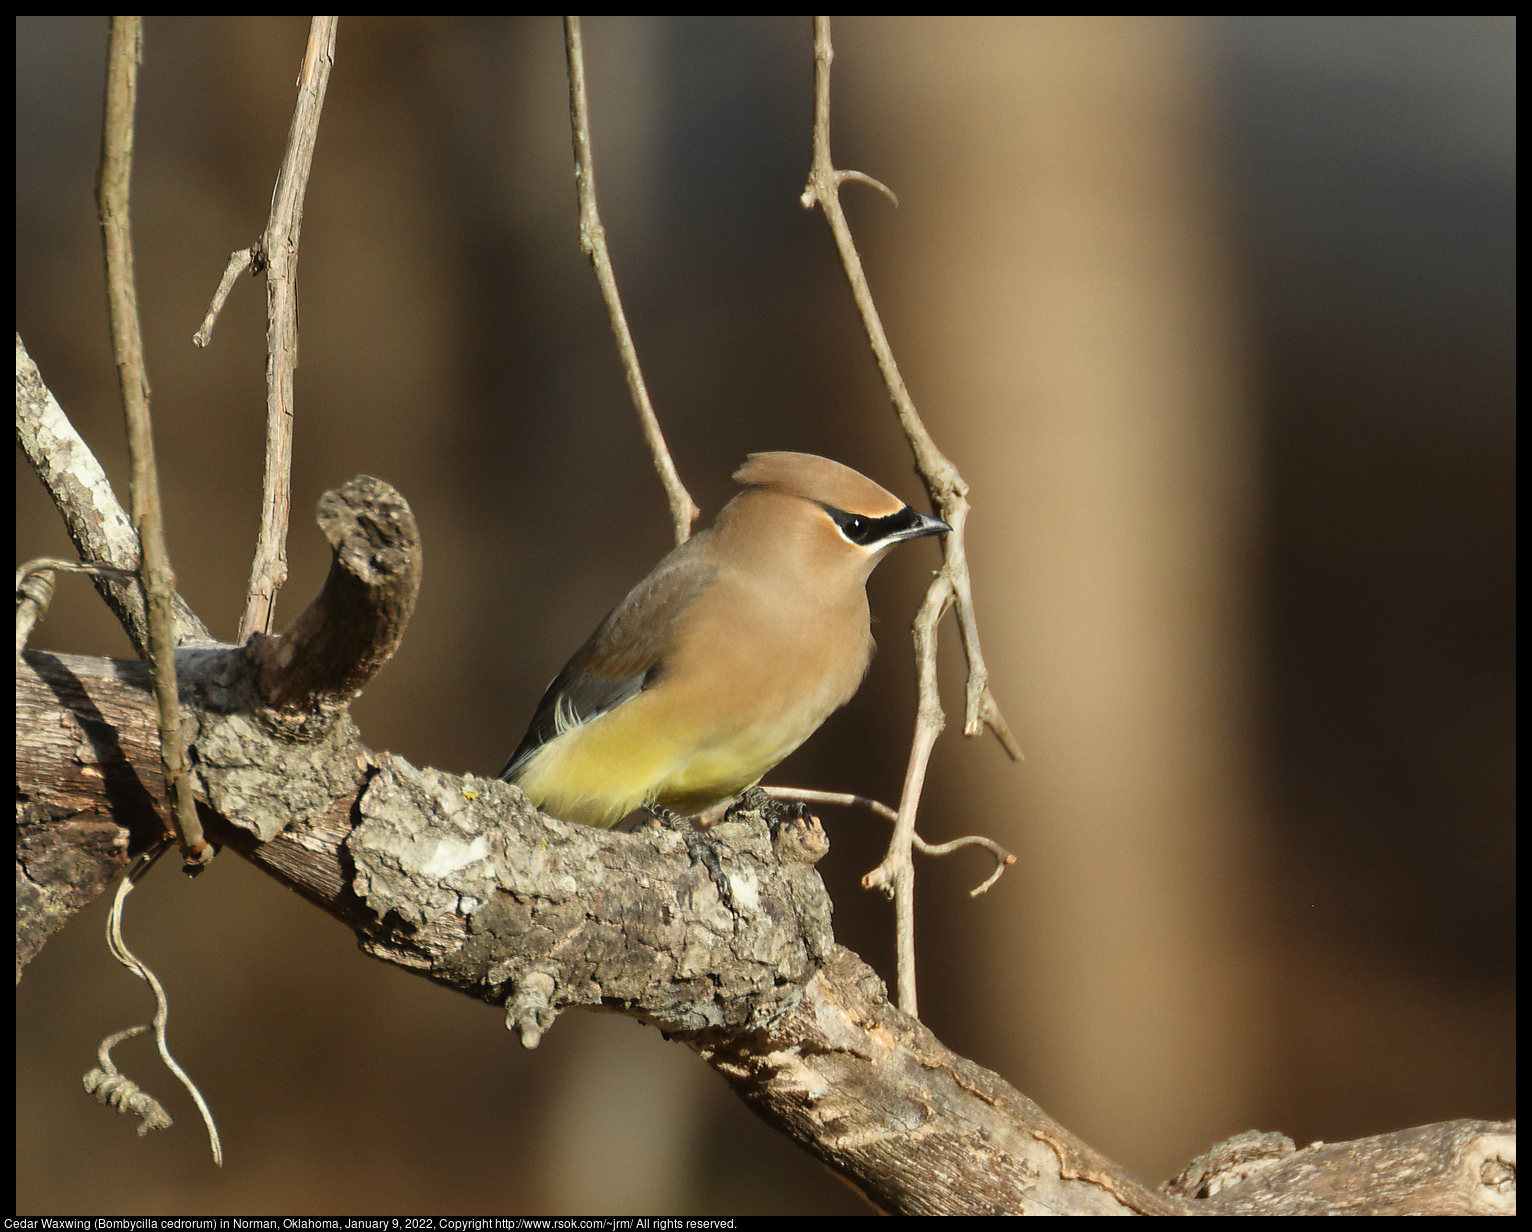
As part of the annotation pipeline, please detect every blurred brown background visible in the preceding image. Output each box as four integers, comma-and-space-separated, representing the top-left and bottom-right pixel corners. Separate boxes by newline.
16, 15, 1513, 1215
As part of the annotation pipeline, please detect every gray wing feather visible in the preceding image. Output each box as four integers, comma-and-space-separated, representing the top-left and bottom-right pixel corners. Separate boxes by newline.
499, 539, 715, 781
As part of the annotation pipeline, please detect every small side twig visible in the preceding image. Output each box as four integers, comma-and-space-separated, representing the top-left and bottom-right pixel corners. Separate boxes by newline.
563, 15, 699, 546
800, 16, 1020, 1015
189, 17, 337, 643
97, 17, 210, 870
763, 786, 1015, 897
190, 246, 257, 348
16, 557, 136, 656
92, 841, 223, 1164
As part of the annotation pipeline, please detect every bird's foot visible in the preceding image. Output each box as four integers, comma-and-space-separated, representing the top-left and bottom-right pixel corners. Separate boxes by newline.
642, 802, 689, 829
730, 787, 813, 837
736, 786, 773, 810
646, 803, 735, 911
730, 789, 829, 865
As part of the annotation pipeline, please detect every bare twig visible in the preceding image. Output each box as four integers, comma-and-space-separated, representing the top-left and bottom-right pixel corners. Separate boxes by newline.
188, 17, 339, 643
238, 16, 338, 643
97, 17, 210, 870
190, 246, 257, 348
800, 15, 1019, 1014
98, 841, 223, 1164
563, 15, 699, 545
763, 786, 1015, 897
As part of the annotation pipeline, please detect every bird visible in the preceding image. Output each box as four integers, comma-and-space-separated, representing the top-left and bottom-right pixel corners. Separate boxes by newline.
500, 451, 950, 828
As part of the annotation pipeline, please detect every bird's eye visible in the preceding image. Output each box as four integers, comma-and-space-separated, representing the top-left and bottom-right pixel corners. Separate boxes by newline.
821, 503, 884, 545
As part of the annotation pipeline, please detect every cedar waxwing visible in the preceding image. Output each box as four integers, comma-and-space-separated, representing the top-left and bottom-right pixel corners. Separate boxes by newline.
501, 452, 950, 827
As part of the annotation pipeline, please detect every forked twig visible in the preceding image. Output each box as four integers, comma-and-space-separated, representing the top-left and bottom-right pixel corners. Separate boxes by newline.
97, 17, 211, 869
763, 787, 1015, 897
563, 15, 699, 545
191, 17, 338, 643
800, 15, 1020, 1015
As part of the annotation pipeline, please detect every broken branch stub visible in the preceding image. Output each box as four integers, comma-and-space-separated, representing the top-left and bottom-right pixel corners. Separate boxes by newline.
249, 475, 421, 713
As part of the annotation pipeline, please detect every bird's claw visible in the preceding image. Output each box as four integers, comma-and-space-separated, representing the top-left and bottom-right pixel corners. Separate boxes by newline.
731, 787, 812, 837
646, 803, 736, 911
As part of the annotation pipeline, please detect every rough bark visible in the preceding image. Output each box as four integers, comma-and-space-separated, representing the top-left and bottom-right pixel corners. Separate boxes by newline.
16, 650, 1515, 1213
16, 648, 834, 1049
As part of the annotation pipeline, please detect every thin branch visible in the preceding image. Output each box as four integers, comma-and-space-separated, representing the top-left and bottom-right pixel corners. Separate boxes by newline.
190, 246, 257, 348
799, 15, 1019, 1014
762, 786, 1014, 897
17, 335, 213, 650
97, 17, 210, 870
198, 16, 338, 644
563, 15, 699, 545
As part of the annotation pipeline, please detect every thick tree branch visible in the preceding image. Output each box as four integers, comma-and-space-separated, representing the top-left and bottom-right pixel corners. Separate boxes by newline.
1168, 1119, 1516, 1216
14, 647, 1513, 1212
17, 652, 833, 1050
697, 945, 1183, 1215
15, 472, 1514, 1213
